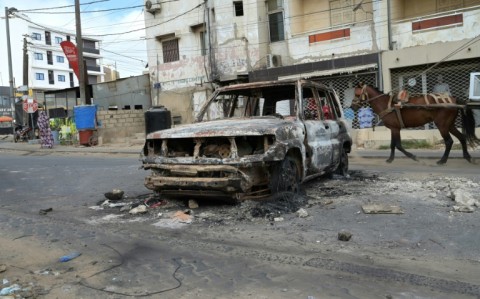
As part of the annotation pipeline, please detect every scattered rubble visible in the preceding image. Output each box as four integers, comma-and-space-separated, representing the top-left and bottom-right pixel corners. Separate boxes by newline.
188, 199, 199, 209
129, 205, 147, 215
104, 189, 124, 201
362, 204, 404, 214
39, 208, 53, 215
338, 231, 352, 241
296, 208, 309, 218
0, 264, 6, 273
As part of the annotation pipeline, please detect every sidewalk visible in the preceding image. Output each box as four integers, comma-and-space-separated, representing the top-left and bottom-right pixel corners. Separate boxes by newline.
1, 135, 479, 159
0, 136, 142, 155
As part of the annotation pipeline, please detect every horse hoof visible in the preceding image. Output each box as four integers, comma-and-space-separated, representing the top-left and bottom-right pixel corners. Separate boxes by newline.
386, 159, 393, 163
412, 156, 418, 162
437, 160, 446, 165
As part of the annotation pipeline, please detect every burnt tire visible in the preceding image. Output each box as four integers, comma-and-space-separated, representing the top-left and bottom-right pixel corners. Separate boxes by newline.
334, 147, 349, 176
270, 156, 300, 194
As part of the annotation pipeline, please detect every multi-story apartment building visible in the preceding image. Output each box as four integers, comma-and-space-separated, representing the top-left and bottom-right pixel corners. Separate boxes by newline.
0, 16, 104, 108
144, 0, 480, 126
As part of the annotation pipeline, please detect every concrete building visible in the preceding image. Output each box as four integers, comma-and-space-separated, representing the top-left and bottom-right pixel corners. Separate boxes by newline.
143, 0, 480, 128
0, 14, 104, 108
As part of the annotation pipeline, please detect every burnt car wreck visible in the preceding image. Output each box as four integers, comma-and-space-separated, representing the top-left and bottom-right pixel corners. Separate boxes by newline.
141, 79, 352, 201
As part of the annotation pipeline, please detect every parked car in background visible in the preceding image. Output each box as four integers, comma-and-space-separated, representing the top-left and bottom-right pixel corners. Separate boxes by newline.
141, 79, 352, 201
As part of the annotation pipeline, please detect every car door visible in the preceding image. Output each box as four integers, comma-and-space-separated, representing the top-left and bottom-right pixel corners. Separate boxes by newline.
321, 89, 343, 166
301, 86, 333, 172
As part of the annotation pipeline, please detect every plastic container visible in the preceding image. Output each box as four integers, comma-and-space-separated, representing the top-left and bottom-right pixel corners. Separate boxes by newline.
78, 129, 94, 145
144, 106, 172, 135
74, 105, 97, 130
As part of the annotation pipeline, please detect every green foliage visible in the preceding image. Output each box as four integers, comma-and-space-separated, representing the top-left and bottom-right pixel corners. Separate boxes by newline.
378, 139, 433, 150
49, 119, 62, 131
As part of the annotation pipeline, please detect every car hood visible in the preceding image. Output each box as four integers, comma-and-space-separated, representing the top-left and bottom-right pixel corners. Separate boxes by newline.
147, 117, 299, 139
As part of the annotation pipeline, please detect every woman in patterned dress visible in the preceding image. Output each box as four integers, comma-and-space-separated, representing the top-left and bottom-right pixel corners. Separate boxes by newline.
37, 111, 54, 148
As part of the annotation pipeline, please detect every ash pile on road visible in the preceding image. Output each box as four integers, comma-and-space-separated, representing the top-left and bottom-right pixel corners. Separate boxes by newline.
250, 191, 308, 219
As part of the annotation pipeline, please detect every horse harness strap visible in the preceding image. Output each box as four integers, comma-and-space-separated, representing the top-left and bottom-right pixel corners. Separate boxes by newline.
378, 94, 406, 129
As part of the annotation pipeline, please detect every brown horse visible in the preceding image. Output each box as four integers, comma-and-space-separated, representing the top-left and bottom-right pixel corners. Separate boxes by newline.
351, 83, 479, 165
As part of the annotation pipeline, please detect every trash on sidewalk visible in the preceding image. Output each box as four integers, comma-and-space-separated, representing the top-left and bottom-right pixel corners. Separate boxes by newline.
104, 189, 124, 201
188, 199, 199, 209
59, 252, 81, 262
39, 208, 53, 215
362, 204, 404, 214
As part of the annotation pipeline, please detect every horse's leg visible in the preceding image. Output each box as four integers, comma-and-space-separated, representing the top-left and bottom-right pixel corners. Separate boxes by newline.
437, 129, 454, 165
391, 129, 418, 162
449, 126, 472, 163
386, 133, 396, 163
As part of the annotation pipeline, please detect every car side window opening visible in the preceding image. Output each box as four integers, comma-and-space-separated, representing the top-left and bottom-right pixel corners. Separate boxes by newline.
326, 91, 341, 119
302, 87, 320, 120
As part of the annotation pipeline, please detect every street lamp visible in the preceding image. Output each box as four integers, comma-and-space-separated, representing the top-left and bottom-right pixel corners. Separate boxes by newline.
4, 6, 18, 138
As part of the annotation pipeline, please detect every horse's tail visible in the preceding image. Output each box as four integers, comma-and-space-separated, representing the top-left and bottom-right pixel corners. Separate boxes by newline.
462, 107, 480, 147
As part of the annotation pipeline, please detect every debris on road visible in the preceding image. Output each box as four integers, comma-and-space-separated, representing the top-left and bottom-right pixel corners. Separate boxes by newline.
296, 208, 309, 218
172, 211, 193, 223
129, 205, 147, 215
0, 284, 21, 295
274, 217, 284, 222
362, 204, 404, 214
104, 189, 124, 201
39, 208, 53, 215
188, 199, 199, 209
338, 231, 352, 241
0, 264, 6, 273
450, 189, 478, 213
59, 252, 81, 262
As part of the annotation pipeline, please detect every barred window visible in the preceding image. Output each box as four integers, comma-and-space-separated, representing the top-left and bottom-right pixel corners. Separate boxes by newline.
162, 39, 179, 63
267, 0, 284, 42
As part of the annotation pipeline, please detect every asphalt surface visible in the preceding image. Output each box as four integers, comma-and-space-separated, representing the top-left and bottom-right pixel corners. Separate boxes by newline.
1, 135, 479, 160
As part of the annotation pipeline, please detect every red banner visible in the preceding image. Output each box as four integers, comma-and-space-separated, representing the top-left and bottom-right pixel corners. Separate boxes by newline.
60, 41, 80, 80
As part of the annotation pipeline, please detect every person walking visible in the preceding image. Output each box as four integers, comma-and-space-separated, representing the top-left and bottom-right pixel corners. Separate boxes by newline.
37, 111, 54, 149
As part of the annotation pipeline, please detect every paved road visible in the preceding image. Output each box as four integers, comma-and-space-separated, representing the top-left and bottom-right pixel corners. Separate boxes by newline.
1, 148, 479, 298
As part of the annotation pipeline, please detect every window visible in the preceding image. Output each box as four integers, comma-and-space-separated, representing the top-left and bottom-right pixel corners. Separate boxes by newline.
45, 31, 51, 45
58, 75, 66, 82
48, 70, 54, 84
32, 33, 41, 40
55, 36, 63, 44
234, 1, 244, 16
56, 56, 65, 63
67, 35, 71, 41
162, 39, 179, 63
36, 73, 44, 80
69, 73, 74, 88
267, 0, 284, 42
200, 31, 207, 56
34, 53, 43, 60
47, 51, 53, 65
330, 0, 354, 26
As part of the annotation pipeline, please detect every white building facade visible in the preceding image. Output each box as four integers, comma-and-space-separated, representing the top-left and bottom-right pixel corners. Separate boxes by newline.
0, 16, 104, 105
143, 0, 480, 127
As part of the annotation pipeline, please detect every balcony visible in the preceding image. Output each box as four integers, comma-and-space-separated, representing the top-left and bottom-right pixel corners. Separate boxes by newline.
87, 65, 101, 72
83, 47, 100, 55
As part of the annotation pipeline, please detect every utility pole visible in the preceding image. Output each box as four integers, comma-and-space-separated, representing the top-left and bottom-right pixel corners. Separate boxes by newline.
74, 0, 90, 104
5, 6, 17, 136
23, 36, 28, 86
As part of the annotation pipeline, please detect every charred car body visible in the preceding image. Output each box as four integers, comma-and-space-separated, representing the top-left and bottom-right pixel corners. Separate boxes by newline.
141, 79, 352, 201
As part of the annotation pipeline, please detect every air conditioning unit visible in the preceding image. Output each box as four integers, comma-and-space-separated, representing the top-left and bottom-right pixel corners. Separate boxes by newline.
266, 54, 281, 69
145, 0, 162, 14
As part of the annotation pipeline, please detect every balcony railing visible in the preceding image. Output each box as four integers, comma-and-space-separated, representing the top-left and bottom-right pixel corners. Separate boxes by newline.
83, 47, 100, 55
86, 65, 101, 72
